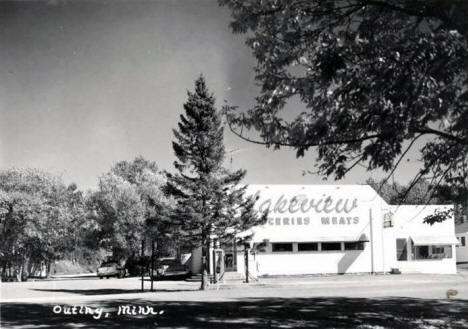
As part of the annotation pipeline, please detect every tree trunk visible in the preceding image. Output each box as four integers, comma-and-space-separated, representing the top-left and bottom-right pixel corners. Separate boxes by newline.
200, 244, 208, 290
46, 260, 52, 278
1, 259, 7, 279
206, 238, 211, 283
202, 236, 213, 290
244, 247, 249, 283
22, 256, 30, 280
15, 263, 23, 282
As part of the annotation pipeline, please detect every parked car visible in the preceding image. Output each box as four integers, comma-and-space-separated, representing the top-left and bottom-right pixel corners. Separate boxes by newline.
154, 258, 191, 279
97, 261, 126, 279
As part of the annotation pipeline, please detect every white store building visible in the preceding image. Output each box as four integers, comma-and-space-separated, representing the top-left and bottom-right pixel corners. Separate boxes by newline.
191, 184, 459, 277
455, 221, 468, 263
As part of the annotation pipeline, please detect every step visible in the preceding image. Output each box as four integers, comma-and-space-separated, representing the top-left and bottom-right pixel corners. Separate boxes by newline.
185, 272, 245, 282
220, 271, 245, 282
185, 274, 202, 282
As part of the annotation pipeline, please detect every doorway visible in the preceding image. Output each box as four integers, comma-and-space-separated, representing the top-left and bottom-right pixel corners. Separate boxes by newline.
224, 252, 236, 272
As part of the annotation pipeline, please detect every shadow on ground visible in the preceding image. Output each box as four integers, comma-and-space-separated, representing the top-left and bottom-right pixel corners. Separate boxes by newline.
30, 288, 196, 295
2, 297, 468, 329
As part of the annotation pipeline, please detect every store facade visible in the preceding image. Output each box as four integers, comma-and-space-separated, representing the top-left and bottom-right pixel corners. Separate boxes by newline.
226, 185, 458, 276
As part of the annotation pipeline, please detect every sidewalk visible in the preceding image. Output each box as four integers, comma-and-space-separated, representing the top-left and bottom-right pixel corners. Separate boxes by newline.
51, 273, 97, 279
215, 272, 468, 290
11, 272, 98, 282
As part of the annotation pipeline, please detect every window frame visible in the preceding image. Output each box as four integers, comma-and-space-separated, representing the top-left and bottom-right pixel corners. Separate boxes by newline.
321, 242, 342, 251
271, 243, 293, 252
344, 241, 365, 251
414, 245, 452, 260
396, 238, 408, 261
297, 242, 319, 252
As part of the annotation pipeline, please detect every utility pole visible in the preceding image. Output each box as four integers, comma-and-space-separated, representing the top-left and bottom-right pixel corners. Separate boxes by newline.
151, 239, 155, 292
369, 208, 375, 274
141, 239, 145, 292
244, 243, 249, 283
212, 240, 217, 284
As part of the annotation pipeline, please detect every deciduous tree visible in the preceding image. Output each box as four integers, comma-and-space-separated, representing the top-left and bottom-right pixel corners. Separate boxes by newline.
220, 0, 468, 211
90, 157, 172, 263
0, 169, 82, 280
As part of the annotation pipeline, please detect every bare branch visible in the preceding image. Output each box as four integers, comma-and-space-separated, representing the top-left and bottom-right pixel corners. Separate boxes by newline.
378, 134, 423, 194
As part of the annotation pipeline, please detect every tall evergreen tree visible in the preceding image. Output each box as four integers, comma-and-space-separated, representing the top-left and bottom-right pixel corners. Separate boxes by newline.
166, 76, 266, 290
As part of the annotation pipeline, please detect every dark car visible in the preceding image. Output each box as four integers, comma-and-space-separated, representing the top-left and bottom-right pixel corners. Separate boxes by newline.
97, 261, 126, 279
154, 258, 191, 279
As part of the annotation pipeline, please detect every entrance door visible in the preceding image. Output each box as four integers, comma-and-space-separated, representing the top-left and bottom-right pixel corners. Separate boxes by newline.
221, 239, 237, 272
224, 252, 236, 272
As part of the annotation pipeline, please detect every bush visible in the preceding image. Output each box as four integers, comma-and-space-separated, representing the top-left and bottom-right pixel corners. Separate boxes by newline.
125, 255, 151, 276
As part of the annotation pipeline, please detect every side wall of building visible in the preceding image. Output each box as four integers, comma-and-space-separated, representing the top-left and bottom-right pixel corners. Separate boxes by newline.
456, 231, 468, 263
383, 205, 457, 274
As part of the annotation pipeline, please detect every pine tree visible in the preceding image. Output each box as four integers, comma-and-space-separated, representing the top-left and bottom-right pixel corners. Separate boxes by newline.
166, 76, 266, 290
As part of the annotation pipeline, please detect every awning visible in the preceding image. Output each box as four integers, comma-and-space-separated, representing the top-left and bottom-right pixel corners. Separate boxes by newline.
249, 232, 369, 243
411, 235, 460, 246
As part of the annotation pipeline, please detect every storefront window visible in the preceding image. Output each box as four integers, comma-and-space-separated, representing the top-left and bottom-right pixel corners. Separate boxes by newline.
298, 243, 318, 251
436, 246, 452, 258
272, 243, 293, 252
321, 242, 342, 251
413, 245, 452, 260
414, 246, 429, 259
396, 239, 407, 261
344, 241, 365, 250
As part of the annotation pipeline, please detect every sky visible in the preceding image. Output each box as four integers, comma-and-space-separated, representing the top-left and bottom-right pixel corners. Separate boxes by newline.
0, 0, 424, 190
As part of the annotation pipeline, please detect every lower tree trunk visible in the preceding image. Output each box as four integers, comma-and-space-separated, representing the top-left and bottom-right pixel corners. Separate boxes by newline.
200, 247, 208, 290
30, 264, 36, 278
1, 259, 7, 279
176, 245, 181, 261
22, 257, 30, 280
244, 247, 249, 283
46, 260, 52, 278
15, 263, 23, 282
206, 239, 211, 282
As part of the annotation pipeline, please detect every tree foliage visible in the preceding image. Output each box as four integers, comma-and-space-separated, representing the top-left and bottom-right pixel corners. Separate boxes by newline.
0, 168, 84, 280
89, 157, 172, 262
220, 0, 468, 207
367, 177, 468, 225
166, 76, 266, 289
366, 178, 446, 205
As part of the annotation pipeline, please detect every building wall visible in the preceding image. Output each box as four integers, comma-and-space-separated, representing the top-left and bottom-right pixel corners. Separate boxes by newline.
395, 259, 456, 274
456, 222, 468, 263
188, 247, 202, 274
236, 185, 458, 276
247, 249, 371, 276
383, 205, 457, 274
234, 185, 387, 276
456, 232, 468, 263
188, 185, 458, 276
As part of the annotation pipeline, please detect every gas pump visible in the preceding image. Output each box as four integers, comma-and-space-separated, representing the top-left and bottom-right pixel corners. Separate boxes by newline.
212, 249, 224, 286
215, 249, 225, 275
